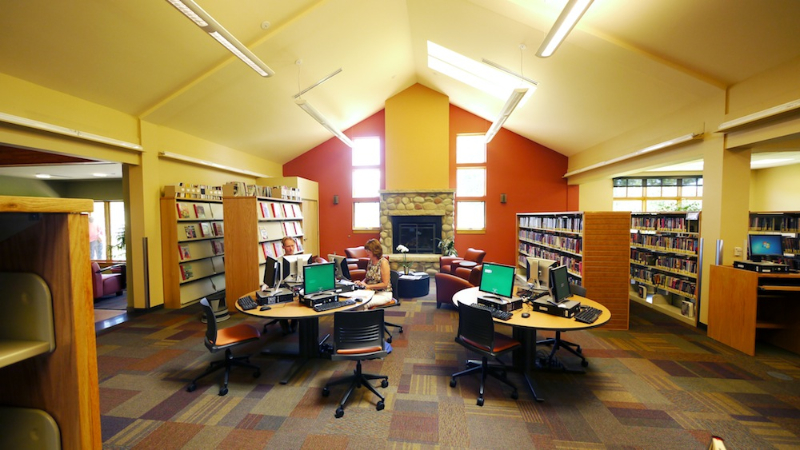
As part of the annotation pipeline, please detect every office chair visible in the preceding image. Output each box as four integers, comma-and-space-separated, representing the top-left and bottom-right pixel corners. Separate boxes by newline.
536, 283, 588, 367
321, 309, 389, 418
450, 303, 520, 406
368, 270, 403, 343
187, 298, 261, 396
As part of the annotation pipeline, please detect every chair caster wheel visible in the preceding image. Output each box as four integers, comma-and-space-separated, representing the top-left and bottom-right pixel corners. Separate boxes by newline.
381, 379, 389, 388
322, 387, 330, 397
253, 370, 261, 378
218, 387, 228, 396
450, 379, 457, 388
399, 328, 403, 333
511, 391, 519, 400
477, 397, 484, 407
376, 401, 385, 411
187, 383, 196, 392
335, 407, 344, 418
387, 336, 393, 343
581, 360, 589, 367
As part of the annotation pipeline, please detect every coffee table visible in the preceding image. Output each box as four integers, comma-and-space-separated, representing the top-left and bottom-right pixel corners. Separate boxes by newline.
397, 272, 430, 298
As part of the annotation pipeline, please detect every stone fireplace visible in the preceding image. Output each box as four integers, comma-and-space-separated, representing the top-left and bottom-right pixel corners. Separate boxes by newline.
379, 189, 455, 274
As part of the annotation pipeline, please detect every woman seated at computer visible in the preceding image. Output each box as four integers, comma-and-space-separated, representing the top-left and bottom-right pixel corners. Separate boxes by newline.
354, 238, 393, 307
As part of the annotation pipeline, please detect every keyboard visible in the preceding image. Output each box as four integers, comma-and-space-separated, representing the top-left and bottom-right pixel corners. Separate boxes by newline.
313, 298, 357, 312
574, 306, 602, 324
237, 295, 258, 311
470, 302, 513, 321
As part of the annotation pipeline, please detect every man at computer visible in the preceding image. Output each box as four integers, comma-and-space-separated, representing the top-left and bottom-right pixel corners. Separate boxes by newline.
279, 236, 298, 334
353, 239, 394, 307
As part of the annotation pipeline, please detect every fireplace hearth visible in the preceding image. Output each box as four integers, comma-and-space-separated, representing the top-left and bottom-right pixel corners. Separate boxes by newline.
392, 216, 442, 254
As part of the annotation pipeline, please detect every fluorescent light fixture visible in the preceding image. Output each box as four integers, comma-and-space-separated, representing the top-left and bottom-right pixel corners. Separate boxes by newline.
295, 98, 353, 147
536, 0, 594, 58
485, 88, 529, 143
166, 0, 275, 77
159, 151, 269, 178
428, 41, 536, 100
717, 98, 800, 132
92, 173, 109, 178
0, 111, 143, 151
35, 174, 52, 179
564, 132, 703, 178
751, 158, 792, 168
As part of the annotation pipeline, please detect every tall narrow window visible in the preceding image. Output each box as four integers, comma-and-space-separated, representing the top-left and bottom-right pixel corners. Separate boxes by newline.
352, 137, 381, 230
456, 135, 486, 231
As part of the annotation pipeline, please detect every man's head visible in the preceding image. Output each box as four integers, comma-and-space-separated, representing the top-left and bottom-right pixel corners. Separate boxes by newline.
281, 236, 296, 255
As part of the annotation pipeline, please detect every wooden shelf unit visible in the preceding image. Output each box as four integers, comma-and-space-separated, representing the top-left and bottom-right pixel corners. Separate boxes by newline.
160, 187, 226, 309
517, 211, 630, 330
0, 195, 101, 449
708, 265, 800, 356
629, 212, 703, 326
748, 211, 800, 270
222, 195, 304, 312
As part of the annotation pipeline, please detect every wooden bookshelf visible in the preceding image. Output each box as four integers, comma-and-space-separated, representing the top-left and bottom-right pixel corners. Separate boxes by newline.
223, 195, 305, 312
517, 211, 630, 330
160, 187, 226, 309
0, 196, 101, 449
629, 212, 703, 326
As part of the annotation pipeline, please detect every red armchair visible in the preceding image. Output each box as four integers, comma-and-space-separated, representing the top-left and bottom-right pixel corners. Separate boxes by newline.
453, 264, 483, 286
439, 248, 486, 274
434, 272, 474, 309
344, 246, 369, 281
92, 262, 123, 300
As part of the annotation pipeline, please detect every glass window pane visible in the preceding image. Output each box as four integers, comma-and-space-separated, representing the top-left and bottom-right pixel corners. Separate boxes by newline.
646, 186, 661, 197
612, 187, 627, 197
352, 137, 380, 166
697, 186, 703, 196
613, 178, 626, 187
646, 179, 661, 186
456, 167, 486, 197
353, 202, 380, 229
456, 201, 485, 230
628, 179, 642, 187
456, 135, 486, 164
681, 186, 696, 197
613, 200, 643, 212
662, 186, 678, 197
682, 178, 696, 186
663, 178, 677, 186
681, 200, 702, 211
628, 186, 642, 197
90, 203, 107, 260
646, 200, 678, 212
109, 201, 126, 261
352, 168, 380, 198
697, 178, 703, 186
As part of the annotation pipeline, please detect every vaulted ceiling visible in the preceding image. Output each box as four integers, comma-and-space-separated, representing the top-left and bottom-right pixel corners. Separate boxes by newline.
1, 0, 799, 167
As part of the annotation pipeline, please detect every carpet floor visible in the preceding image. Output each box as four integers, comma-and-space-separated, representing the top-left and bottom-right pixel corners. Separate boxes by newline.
97, 282, 800, 449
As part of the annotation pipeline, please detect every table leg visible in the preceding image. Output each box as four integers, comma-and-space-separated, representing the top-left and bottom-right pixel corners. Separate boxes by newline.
259, 318, 321, 385
513, 327, 543, 402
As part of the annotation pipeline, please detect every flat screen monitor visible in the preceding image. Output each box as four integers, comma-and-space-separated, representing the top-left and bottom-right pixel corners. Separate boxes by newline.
303, 262, 336, 295
749, 234, 783, 261
328, 254, 348, 279
526, 257, 557, 288
479, 262, 516, 299
548, 265, 571, 303
262, 255, 280, 289
280, 253, 312, 282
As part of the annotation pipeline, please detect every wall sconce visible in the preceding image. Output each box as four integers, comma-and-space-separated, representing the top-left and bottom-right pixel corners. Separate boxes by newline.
333, 195, 339, 205
500, 193, 507, 204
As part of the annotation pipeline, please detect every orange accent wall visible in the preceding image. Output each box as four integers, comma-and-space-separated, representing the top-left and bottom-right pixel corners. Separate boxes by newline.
283, 103, 572, 265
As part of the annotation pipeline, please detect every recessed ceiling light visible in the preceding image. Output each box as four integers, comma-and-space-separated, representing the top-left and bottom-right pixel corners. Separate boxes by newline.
35, 173, 52, 179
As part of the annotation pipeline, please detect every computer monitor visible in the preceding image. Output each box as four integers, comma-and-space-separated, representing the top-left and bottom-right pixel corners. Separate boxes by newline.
749, 234, 784, 261
328, 254, 348, 279
262, 255, 280, 289
303, 261, 335, 295
479, 262, 516, 299
548, 265, 571, 303
526, 257, 557, 288
280, 253, 312, 282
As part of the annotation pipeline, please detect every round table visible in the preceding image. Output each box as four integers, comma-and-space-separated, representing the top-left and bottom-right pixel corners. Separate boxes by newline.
397, 272, 430, 298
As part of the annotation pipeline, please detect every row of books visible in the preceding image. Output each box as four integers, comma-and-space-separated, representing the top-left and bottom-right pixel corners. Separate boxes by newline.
165, 183, 224, 201
519, 215, 583, 234
178, 240, 224, 262
176, 202, 223, 220
282, 221, 303, 237
179, 257, 224, 282
631, 216, 698, 233
181, 222, 223, 240
225, 182, 302, 200
519, 230, 582, 254
630, 249, 698, 275
519, 246, 583, 277
631, 266, 697, 297
259, 201, 302, 220
630, 233, 699, 255
749, 215, 799, 233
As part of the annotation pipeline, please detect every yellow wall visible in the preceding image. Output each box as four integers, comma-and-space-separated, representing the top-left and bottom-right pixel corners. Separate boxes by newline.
577, 178, 612, 210
750, 164, 800, 211
384, 84, 449, 190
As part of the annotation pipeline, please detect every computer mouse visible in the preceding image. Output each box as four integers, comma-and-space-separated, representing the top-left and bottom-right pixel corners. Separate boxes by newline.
259, 305, 271, 311
521, 312, 530, 318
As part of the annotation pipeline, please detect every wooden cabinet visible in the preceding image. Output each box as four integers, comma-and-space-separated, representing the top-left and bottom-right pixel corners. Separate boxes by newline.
160, 186, 226, 309
222, 195, 304, 312
0, 196, 101, 449
708, 265, 800, 356
629, 212, 702, 326
517, 211, 630, 330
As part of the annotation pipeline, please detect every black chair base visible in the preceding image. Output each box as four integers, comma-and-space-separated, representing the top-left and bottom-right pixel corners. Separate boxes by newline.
537, 331, 588, 367
450, 356, 518, 406
384, 321, 403, 343
187, 348, 260, 396
322, 360, 388, 418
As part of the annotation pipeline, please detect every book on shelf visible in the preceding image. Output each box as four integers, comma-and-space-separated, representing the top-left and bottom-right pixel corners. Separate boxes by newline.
194, 204, 206, 219
184, 224, 197, 239
261, 242, 276, 259
260, 202, 271, 219
259, 225, 269, 241
199, 222, 212, 237
180, 264, 194, 281
295, 237, 304, 253
179, 244, 191, 261
211, 240, 224, 255
212, 222, 224, 236
270, 202, 283, 218
176, 203, 191, 219
272, 241, 282, 257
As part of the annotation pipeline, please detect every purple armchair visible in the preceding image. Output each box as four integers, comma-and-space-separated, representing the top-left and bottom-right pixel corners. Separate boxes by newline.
92, 262, 123, 300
